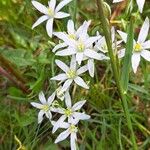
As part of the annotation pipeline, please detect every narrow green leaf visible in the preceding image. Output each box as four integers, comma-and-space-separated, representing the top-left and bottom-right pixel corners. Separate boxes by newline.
121, 17, 134, 92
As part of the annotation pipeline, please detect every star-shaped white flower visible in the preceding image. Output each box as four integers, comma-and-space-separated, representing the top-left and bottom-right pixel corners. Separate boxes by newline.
31, 91, 56, 123
113, 0, 145, 13
117, 17, 150, 73
53, 120, 78, 150
52, 20, 91, 53
51, 56, 89, 91
32, 0, 72, 37
53, 21, 102, 65
52, 91, 90, 133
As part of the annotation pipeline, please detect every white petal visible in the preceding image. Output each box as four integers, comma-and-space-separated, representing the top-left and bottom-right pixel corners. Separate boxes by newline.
67, 20, 75, 35
30, 102, 43, 109
48, 0, 56, 11
46, 18, 54, 37
55, 59, 69, 72
47, 92, 56, 104
117, 30, 128, 43
45, 110, 52, 120
113, 0, 123, 3
56, 48, 76, 56
62, 79, 73, 92
87, 59, 94, 77
51, 121, 70, 129
131, 53, 141, 73
32, 1, 48, 14
141, 50, 150, 61
85, 36, 101, 47
70, 55, 77, 70
55, 12, 70, 19
136, 0, 145, 13
32, 15, 49, 29
84, 49, 103, 60
74, 77, 89, 89
65, 91, 72, 108
73, 112, 91, 120
118, 49, 125, 58
55, 128, 70, 143
142, 40, 150, 49
138, 17, 149, 43
39, 91, 47, 104
38, 110, 45, 124
51, 73, 68, 81
76, 53, 83, 65
72, 100, 86, 111
55, 0, 72, 12
76, 65, 88, 75
52, 43, 67, 52
70, 133, 77, 150
52, 115, 66, 133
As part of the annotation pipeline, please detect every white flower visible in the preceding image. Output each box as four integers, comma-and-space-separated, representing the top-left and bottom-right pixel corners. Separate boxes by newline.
30, 91, 56, 123
52, 91, 90, 133
32, 0, 72, 37
94, 27, 122, 54
51, 56, 89, 91
117, 17, 150, 73
53, 21, 102, 65
52, 20, 91, 53
113, 0, 145, 13
55, 86, 65, 101
53, 120, 79, 150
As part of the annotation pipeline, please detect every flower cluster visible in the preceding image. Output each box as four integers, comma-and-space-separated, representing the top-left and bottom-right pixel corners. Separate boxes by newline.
31, 0, 150, 149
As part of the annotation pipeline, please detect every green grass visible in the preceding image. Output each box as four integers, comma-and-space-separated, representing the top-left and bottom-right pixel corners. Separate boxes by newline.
0, 0, 150, 149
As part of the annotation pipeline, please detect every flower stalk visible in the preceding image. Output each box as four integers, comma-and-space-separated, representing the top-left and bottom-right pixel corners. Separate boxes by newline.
96, 0, 138, 149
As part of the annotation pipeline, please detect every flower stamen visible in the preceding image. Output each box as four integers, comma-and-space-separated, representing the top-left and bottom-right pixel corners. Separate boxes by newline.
66, 69, 76, 79
134, 43, 142, 52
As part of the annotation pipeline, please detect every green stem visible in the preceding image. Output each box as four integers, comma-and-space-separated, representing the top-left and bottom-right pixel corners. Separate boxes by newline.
96, 0, 138, 149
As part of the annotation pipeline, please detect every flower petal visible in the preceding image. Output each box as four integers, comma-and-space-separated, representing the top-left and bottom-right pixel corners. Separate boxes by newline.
136, 0, 145, 13
52, 43, 67, 52
39, 91, 47, 104
47, 92, 56, 104
55, 12, 70, 19
45, 110, 52, 120
55, 59, 69, 72
73, 112, 91, 120
138, 17, 149, 43
76, 52, 83, 65
118, 49, 125, 58
56, 48, 76, 56
117, 30, 128, 43
113, 0, 123, 3
76, 65, 88, 75
67, 20, 75, 35
32, 15, 49, 29
51, 73, 68, 81
70, 133, 77, 150
84, 49, 103, 60
62, 79, 73, 92
51, 120, 70, 129
74, 77, 89, 89
70, 55, 77, 70
55, 0, 72, 12
85, 36, 101, 47
48, 0, 56, 11
32, 1, 48, 14
38, 110, 45, 124
55, 128, 70, 143
30, 102, 43, 109
46, 18, 54, 37
72, 100, 86, 111
131, 53, 141, 73
87, 59, 94, 77
142, 40, 150, 49
65, 91, 72, 108
52, 115, 66, 133
141, 50, 150, 61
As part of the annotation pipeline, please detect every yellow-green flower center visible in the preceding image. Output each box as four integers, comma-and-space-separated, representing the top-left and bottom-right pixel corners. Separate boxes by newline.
41, 105, 49, 111
69, 124, 78, 133
134, 43, 142, 52
68, 34, 76, 39
47, 8, 54, 17
64, 108, 72, 117
66, 69, 76, 79
77, 42, 85, 52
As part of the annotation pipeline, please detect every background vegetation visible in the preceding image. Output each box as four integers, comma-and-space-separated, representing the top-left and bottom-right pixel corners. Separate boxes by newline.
0, 0, 150, 149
